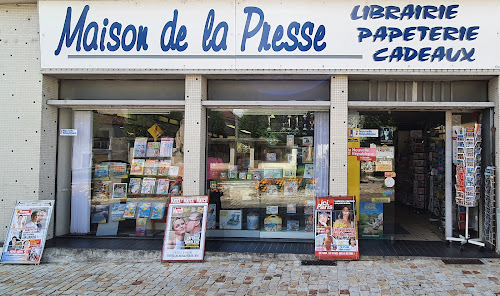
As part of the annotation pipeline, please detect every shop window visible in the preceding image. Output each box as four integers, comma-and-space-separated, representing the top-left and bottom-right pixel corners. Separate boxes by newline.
206, 109, 329, 240
71, 110, 184, 237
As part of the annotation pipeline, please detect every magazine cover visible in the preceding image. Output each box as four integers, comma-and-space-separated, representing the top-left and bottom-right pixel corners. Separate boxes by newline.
136, 218, 147, 236
91, 205, 109, 224
160, 137, 174, 157
219, 210, 242, 230
133, 137, 148, 157
151, 202, 166, 219
110, 204, 126, 222
303, 164, 314, 178
287, 220, 300, 231
141, 178, 156, 194
94, 164, 110, 180
146, 141, 161, 157
144, 159, 159, 175
169, 184, 181, 195
359, 201, 383, 238
130, 159, 145, 175
112, 183, 127, 199
287, 135, 294, 147
156, 179, 171, 195
137, 202, 152, 218
207, 204, 216, 230
111, 162, 128, 179
169, 166, 180, 177
158, 160, 171, 176
284, 180, 298, 196
123, 202, 137, 218
302, 136, 313, 146
128, 178, 142, 195
162, 195, 209, 262
315, 196, 358, 260
93, 180, 111, 200
1, 201, 54, 264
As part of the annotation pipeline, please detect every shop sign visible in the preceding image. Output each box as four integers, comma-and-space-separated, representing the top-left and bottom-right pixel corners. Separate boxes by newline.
371, 197, 391, 203
38, 1, 499, 71
315, 196, 358, 260
162, 195, 209, 262
349, 129, 379, 138
148, 124, 163, 142
1, 200, 54, 264
59, 129, 77, 136
348, 147, 376, 161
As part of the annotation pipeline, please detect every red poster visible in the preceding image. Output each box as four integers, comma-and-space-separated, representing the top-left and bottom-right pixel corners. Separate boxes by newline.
348, 148, 376, 161
315, 196, 359, 260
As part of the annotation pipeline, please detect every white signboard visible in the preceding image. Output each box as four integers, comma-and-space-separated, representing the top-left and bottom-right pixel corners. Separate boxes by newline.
349, 129, 379, 138
39, 0, 500, 71
60, 129, 77, 136
162, 195, 209, 262
1, 200, 54, 264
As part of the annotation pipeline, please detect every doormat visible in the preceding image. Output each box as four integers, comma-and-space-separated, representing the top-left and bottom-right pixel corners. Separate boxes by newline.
442, 258, 483, 265
301, 260, 337, 266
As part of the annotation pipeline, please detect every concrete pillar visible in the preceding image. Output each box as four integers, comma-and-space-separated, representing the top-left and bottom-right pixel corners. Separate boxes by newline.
183, 75, 207, 195
445, 111, 453, 238
330, 75, 348, 196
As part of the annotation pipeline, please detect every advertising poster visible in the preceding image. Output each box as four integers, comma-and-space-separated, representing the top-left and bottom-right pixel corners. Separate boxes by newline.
1, 200, 54, 264
315, 196, 358, 260
358, 201, 384, 238
162, 196, 209, 262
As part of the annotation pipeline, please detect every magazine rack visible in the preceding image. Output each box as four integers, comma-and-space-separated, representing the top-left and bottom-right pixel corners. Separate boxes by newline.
446, 206, 484, 250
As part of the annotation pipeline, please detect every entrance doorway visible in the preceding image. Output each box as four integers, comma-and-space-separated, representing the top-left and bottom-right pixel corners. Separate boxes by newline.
352, 111, 447, 242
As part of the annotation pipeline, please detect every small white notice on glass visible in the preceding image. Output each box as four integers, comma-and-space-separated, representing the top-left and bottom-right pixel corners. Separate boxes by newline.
60, 129, 77, 136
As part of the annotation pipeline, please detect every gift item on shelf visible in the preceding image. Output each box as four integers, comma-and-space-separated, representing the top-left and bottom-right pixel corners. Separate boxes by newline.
264, 215, 282, 231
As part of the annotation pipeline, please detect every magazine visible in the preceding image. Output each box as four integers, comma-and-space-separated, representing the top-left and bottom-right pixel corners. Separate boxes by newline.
169, 166, 180, 177
137, 202, 152, 218
144, 159, 159, 175
160, 137, 174, 157
284, 180, 298, 196
141, 178, 156, 194
169, 184, 181, 195
123, 202, 137, 218
133, 137, 148, 157
303, 164, 314, 178
130, 159, 145, 175
93, 180, 111, 200
94, 164, 109, 180
207, 204, 216, 229
146, 142, 161, 158
128, 178, 141, 194
151, 202, 166, 219
158, 160, 171, 176
287, 135, 294, 147
91, 205, 109, 224
112, 183, 128, 199
110, 204, 126, 222
111, 162, 128, 179
156, 179, 170, 194
136, 218, 147, 236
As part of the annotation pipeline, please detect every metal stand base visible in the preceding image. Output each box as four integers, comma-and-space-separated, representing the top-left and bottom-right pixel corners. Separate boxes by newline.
446, 207, 485, 249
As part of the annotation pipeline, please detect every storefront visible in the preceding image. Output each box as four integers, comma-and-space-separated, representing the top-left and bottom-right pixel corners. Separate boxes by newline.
1, 0, 499, 254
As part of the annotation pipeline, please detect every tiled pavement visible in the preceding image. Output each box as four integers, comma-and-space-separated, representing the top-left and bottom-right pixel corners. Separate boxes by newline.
0, 258, 499, 295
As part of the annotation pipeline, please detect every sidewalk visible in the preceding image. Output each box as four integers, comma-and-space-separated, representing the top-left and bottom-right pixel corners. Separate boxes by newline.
1, 257, 499, 295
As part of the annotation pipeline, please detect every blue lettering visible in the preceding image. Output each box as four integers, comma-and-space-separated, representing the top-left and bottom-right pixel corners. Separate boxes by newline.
241, 7, 264, 52
350, 5, 362, 20
446, 5, 459, 19
373, 48, 388, 61
107, 22, 121, 51
418, 47, 431, 61
466, 26, 479, 41
160, 10, 188, 52
99, 18, 108, 51
54, 5, 89, 55
417, 26, 430, 40
285, 22, 300, 51
137, 26, 148, 51
446, 48, 461, 62
83, 21, 98, 51
370, 5, 384, 19
121, 25, 136, 52
400, 5, 414, 20
460, 48, 475, 61
404, 47, 418, 61
203, 9, 228, 52
313, 25, 326, 51
272, 25, 285, 51
385, 6, 400, 20
299, 22, 313, 51
429, 27, 442, 41
431, 46, 445, 61
388, 27, 402, 42
389, 46, 403, 61
443, 27, 458, 41
403, 27, 415, 41
423, 6, 438, 19
373, 27, 387, 42
357, 28, 372, 42
258, 22, 271, 51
